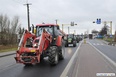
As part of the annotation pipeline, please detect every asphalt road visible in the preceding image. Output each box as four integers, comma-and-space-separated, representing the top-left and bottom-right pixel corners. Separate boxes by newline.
88, 39, 116, 63
0, 44, 79, 77
66, 39, 116, 77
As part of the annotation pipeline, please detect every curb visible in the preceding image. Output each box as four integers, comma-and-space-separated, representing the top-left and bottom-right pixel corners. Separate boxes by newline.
0, 52, 16, 58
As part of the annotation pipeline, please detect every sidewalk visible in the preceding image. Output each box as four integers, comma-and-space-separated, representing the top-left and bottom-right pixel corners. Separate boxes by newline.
0, 51, 16, 57
70, 42, 116, 77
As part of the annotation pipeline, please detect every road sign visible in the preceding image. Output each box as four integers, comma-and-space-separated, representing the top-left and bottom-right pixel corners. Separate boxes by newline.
96, 18, 101, 24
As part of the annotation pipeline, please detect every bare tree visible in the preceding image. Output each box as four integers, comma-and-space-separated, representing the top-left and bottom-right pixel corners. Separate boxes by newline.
99, 26, 108, 36
9, 16, 21, 44
0, 14, 21, 45
0, 14, 10, 45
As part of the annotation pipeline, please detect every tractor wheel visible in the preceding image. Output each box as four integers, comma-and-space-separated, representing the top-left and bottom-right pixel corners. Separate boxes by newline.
73, 42, 76, 47
40, 53, 44, 61
59, 40, 65, 60
65, 44, 68, 47
73, 44, 75, 47
48, 46, 59, 65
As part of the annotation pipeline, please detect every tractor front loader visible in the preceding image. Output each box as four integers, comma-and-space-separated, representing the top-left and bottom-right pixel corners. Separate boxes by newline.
15, 24, 65, 65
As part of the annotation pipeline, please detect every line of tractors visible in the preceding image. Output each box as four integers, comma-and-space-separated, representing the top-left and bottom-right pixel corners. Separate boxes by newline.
14, 24, 82, 66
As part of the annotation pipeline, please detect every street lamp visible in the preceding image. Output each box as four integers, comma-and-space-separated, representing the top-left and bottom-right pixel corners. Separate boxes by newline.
68, 27, 69, 34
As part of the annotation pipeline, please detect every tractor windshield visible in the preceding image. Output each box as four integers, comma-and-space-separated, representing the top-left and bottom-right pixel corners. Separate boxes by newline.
36, 26, 53, 37
68, 34, 73, 38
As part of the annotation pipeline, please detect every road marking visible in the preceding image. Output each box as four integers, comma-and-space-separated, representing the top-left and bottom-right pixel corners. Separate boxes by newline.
60, 42, 82, 77
101, 43, 104, 45
97, 43, 99, 45
88, 42, 116, 67
93, 43, 104, 46
93, 43, 96, 45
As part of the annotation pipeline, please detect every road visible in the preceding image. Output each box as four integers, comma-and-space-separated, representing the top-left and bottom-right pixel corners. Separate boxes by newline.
0, 39, 116, 77
89, 39, 116, 63
0, 44, 79, 77
66, 39, 116, 77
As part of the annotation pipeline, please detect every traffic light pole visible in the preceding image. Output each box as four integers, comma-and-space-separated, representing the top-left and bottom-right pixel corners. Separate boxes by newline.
62, 23, 77, 32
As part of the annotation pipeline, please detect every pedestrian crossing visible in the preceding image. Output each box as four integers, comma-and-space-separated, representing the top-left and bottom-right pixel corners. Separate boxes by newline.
92, 43, 106, 46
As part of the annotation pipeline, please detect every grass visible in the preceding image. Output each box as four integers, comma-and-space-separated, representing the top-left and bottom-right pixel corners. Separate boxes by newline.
103, 37, 114, 42
0, 45, 18, 53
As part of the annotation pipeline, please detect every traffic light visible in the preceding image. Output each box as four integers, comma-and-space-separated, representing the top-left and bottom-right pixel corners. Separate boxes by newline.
96, 18, 101, 24
71, 22, 74, 26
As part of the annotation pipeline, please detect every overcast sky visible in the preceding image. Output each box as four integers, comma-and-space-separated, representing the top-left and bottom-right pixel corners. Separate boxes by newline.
0, 0, 116, 34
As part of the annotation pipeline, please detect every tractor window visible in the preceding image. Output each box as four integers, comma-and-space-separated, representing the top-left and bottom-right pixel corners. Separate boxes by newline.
54, 26, 62, 36
68, 34, 73, 38
36, 26, 53, 37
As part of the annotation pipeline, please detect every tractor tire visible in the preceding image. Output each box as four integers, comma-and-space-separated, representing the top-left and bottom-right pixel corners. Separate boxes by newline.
40, 54, 44, 61
73, 43, 76, 47
48, 46, 59, 65
59, 40, 65, 60
65, 44, 68, 47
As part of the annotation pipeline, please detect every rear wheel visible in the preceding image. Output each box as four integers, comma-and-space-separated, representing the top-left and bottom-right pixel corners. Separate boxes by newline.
48, 46, 59, 65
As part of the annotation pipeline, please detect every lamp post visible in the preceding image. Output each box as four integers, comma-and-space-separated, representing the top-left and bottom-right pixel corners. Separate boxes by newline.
68, 27, 69, 34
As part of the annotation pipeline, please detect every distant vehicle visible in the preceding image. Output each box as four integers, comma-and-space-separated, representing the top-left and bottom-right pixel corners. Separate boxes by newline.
65, 34, 77, 47
76, 35, 83, 41
96, 35, 103, 39
75, 35, 80, 43
89, 34, 93, 39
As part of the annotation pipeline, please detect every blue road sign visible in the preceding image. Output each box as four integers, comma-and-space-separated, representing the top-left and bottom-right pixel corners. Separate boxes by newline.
96, 18, 101, 24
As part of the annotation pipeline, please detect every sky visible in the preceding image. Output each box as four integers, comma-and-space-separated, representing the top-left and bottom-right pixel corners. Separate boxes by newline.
0, 0, 116, 34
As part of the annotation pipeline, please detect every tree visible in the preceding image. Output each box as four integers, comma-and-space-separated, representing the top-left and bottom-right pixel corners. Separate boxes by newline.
92, 29, 99, 34
99, 26, 108, 36
0, 14, 21, 45
9, 16, 21, 44
0, 14, 10, 45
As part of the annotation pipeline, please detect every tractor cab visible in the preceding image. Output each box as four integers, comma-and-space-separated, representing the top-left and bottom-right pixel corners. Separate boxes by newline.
36, 25, 53, 37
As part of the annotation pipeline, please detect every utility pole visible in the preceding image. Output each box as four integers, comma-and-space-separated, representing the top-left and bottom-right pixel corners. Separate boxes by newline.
24, 3, 32, 31
55, 19, 58, 24
62, 24, 64, 31
110, 21, 112, 35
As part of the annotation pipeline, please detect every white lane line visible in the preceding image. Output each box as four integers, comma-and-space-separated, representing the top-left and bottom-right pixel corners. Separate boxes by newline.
93, 43, 96, 45
60, 42, 82, 77
97, 43, 99, 45
88, 42, 116, 67
101, 43, 104, 45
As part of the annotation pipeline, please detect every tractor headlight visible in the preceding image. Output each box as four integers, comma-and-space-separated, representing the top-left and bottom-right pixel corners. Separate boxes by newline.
33, 44, 38, 48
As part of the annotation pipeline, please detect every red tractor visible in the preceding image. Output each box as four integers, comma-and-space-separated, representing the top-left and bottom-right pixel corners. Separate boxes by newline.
15, 24, 66, 65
